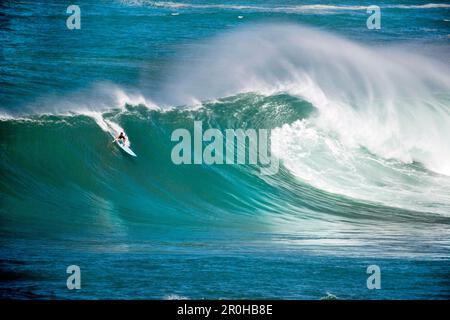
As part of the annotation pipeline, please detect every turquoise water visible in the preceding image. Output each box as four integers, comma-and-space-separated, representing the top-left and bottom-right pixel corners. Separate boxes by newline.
1, 1, 450, 299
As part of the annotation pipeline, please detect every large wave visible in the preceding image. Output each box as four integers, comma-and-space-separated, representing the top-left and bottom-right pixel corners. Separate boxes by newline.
1, 25, 450, 243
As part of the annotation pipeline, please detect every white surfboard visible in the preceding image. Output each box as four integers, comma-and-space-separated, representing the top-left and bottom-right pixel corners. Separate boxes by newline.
116, 139, 137, 157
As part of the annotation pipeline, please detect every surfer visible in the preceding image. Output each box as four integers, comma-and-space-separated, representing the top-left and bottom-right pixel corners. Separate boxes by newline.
113, 131, 127, 144
111, 130, 137, 157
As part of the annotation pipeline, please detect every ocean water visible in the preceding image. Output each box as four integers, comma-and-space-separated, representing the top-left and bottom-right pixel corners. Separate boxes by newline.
1, 0, 450, 299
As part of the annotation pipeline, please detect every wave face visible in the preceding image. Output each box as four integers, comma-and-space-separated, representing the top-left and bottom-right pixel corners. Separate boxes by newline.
2, 89, 450, 234
1, 2, 450, 299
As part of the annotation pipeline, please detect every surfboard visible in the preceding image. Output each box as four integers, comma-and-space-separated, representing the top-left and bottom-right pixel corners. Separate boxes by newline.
110, 132, 137, 157
116, 139, 137, 157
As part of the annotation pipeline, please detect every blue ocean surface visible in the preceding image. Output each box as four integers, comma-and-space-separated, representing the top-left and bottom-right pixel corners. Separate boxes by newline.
1, 1, 450, 299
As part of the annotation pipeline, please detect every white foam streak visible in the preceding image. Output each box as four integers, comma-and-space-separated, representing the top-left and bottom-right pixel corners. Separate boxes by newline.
122, 1, 450, 12
389, 3, 450, 9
